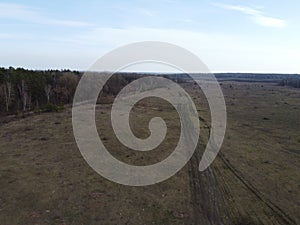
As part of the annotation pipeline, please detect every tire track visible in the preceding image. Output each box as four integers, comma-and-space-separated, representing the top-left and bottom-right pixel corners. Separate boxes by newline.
218, 153, 296, 225
189, 144, 229, 225
184, 100, 226, 225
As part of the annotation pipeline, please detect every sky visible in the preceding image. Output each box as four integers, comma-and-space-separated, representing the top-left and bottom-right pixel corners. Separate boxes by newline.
0, 0, 299, 73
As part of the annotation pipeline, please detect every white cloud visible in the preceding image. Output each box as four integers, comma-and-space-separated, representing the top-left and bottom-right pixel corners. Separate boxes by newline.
0, 2, 92, 27
213, 3, 286, 28
252, 15, 285, 28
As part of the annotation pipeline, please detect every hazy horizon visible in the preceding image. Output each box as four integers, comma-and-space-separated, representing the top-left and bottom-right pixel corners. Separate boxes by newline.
1, 66, 299, 75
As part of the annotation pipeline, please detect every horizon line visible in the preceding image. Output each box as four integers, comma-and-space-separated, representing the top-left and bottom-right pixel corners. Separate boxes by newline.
1, 66, 299, 75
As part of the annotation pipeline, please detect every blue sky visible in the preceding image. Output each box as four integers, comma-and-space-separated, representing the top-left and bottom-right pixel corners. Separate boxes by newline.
0, 0, 299, 73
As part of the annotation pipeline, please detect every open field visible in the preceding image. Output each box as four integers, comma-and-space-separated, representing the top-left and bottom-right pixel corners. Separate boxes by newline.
213, 82, 300, 225
0, 81, 299, 224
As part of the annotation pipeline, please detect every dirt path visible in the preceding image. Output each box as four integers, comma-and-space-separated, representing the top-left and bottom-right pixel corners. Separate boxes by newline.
180, 100, 226, 225
189, 145, 228, 225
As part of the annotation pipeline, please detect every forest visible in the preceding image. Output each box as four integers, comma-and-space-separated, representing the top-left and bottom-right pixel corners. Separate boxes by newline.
0, 68, 191, 115
0, 67, 81, 114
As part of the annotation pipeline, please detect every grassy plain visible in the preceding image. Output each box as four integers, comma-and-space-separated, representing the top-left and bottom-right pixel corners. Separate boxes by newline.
0, 81, 299, 224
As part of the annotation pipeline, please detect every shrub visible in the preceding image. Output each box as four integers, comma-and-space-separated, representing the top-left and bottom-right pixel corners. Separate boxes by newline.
42, 103, 65, 112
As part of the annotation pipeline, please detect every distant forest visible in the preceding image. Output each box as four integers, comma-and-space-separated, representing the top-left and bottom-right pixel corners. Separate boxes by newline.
0, 67, 192, 115
0, 67, 133, 115
0, 67, 299, 115
0, 67, 81, 114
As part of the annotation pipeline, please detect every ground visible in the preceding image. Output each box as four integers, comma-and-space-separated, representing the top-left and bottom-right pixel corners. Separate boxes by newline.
0, 81, 299, 224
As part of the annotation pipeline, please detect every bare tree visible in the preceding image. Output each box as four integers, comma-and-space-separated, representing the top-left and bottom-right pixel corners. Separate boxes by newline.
53, 73, 78, 104
44, 84, 51, 103
0, 81, 12, 112
18, 79, 27, 112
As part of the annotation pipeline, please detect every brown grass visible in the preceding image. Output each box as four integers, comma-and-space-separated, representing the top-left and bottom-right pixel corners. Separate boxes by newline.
0, 81, 299, 224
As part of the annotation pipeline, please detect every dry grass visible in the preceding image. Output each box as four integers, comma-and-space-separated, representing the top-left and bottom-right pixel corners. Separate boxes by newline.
0, 81, 299, 224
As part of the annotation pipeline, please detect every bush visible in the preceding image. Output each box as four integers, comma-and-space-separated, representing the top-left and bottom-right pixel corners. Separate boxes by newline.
42, 103, 65, 112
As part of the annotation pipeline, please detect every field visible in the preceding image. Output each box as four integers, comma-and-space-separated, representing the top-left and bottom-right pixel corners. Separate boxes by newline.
0, 81, 299, 224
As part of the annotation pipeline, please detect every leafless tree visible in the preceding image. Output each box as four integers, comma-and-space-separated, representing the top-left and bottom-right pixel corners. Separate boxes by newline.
44, 84, 51, 103
18, 79, 27, 112
0, 81, 12, 112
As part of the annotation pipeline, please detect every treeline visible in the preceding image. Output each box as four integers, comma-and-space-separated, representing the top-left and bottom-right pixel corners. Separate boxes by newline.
0, 68, 192, 115
279, 78, 300, 88
0, 67, 81, 114
0, 68, 144, 115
